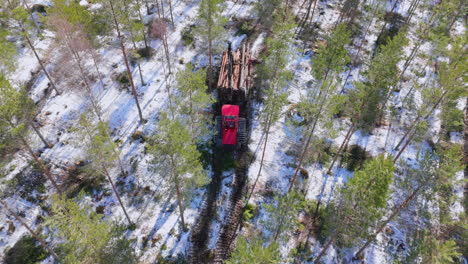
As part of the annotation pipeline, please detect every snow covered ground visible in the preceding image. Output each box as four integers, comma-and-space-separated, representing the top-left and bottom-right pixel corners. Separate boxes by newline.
0, 0, 465, 263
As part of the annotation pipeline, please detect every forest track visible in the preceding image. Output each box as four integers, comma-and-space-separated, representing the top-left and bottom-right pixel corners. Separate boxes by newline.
212, 148, 250, 263
188, 148, 223, 264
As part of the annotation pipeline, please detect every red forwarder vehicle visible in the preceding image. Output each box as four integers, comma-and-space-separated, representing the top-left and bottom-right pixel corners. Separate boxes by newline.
215, 43, 252, 149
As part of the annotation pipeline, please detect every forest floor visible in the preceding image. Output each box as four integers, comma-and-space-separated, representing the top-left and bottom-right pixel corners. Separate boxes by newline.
0, 0, 465, 263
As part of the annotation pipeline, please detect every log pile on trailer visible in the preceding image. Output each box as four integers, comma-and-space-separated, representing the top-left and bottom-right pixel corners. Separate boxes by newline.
217, 42, 252, 103
215, 42, 253, 148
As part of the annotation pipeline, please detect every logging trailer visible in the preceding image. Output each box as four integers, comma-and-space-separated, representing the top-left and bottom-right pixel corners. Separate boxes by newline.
215, 42, 253, 148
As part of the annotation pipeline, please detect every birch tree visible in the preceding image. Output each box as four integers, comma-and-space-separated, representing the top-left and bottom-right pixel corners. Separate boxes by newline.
394, 34, 467, 161
47, 15, 103, 120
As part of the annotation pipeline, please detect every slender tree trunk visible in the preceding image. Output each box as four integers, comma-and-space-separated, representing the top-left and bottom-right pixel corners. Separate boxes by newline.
405, 0, 420, 25
393, 127, 417, 162
12, 0, 60, 95
31, 122, 52, 148
376, 0, 399, 41
157, 0, 172, 74
144, 0, 151, 15
326, 123, 355, 175
171, 156, 186, 230
246, 115, 272, 203
399, 41, 422, 79
167, 0, 174, 25
447, 1, 464, 32
132, 40, 146, 86
135, 0, 150, 50
394, 90, 448, 151
339, 9, 375, 93
91, 51, 105, 89
24, 34, 60, 95
289, 80, 333, 191
314, 236, 336, 263
19, 136, 62, 194
273, 203, 288, 242
0, 199, 60, 260
208, 32, 213, 89
103, 166, 133, 226
464, 97, 468, 213
109, 0, 144, 123
162, 32, 172, 74
354, 185, 422, 258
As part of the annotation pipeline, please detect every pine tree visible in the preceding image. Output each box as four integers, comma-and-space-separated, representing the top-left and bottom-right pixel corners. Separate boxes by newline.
0, 74, 61, 193
101, 0, 144, 123
226, 236, 280, 264
394, 34, 467, 161
76, 114, 132, 226
195, 0, 227, 89
44, 194, 137, 263
315, 155, 395, 262
254, 0, 282, 30
247, 6, 295, 203
289, 23, 351, 190
2, 0, 60, 94
339, 0, 387, 92
355, 145, 463, 258
263, 191, 305, 243
174, 63, 214, 141
0, 198, 59, 261
363, 30, 408, 128
147, 112, 208, 230
0, 27, 16, 74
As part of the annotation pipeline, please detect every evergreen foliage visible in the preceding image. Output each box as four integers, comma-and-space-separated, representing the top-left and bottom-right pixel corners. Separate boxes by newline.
0, 74, 35, 150
44, 194, 137, 264
147, 112, 208, 229
175, 63, 214, 141
263, 191, 305, 242
323, 155, 395, 248
226, 236, 280, 264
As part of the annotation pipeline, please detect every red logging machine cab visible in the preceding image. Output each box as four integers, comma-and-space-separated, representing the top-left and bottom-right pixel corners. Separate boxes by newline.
216, 105, 247, 147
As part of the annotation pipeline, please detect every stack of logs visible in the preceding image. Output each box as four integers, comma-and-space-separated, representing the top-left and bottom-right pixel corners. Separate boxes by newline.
217, 42, 252, 94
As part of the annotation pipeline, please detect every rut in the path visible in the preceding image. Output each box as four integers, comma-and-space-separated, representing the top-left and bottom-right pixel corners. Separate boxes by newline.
188, 149, 223, 264
212, 149, 250, 263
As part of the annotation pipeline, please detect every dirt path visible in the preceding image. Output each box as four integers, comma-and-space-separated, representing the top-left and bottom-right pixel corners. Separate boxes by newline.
212, 148, 250, 263
188, 148, 224, 264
